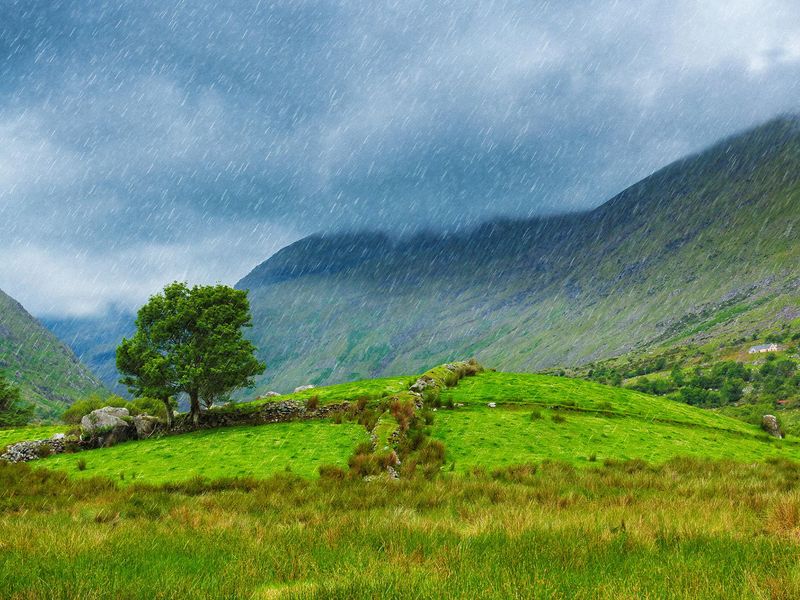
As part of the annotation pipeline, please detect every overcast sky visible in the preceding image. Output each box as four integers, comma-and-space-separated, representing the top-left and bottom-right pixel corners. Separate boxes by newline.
2, 0, 800, 317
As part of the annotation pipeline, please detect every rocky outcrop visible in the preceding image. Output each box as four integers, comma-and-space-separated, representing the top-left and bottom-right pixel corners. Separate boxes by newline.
762, 415, 784, 439
293, 384, 315, 393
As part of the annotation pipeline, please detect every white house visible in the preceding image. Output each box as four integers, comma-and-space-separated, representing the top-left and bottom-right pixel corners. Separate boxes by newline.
748, 343, 779, 354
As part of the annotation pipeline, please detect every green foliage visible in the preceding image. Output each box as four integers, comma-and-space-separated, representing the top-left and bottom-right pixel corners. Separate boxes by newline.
0, 374, 33, 427
117, 282, 266, 426
61, 394, 129, 424
130, 396, 175, 420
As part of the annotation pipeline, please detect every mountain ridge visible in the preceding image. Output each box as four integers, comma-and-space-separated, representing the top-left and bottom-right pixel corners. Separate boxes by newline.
235, 116, 800, 392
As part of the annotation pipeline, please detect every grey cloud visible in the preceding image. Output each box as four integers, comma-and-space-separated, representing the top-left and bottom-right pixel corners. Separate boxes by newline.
1, 0, 799, 315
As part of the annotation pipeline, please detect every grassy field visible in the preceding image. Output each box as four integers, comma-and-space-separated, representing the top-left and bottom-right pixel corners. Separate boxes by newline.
6, 367, 800, 597
20, 370, 800, 485
40, 420, 367, 484
3, 458, 800, 598
0, 424, 65, 449
431, 371, 800, 471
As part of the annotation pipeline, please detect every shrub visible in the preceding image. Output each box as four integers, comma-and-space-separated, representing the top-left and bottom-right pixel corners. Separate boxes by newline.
76, 458, 87, 471
306, 396, 320, 411
588, 453, 597, 462
530, 409, 542, 420
348, 451, 395, 477
131, 396, 173, 420
62, 394, 129, 424
318, 464, 346, 480
551, 414, 567, 424
358, 409, 379, 430
354, 396, 370, 412
390, 397, 416, 433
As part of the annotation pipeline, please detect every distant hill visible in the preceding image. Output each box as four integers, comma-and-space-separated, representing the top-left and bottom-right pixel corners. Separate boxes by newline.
0, 289, 107, 418
43, 310, 134, 396
236, 116, 800, 393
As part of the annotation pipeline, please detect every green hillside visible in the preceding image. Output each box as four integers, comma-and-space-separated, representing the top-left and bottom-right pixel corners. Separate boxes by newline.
237, 117, 800, 394
8, 366, 800, 598
30, 369, 800, 485
0, 289, 106, 418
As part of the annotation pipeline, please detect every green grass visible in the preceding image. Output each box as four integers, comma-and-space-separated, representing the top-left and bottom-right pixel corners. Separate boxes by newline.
431, 371, 800, 471
4, 458, 800, 598
251, 376, 410, 406
0, 424, 65, 450
39, 420, 367, 484
441, 371, 758, 434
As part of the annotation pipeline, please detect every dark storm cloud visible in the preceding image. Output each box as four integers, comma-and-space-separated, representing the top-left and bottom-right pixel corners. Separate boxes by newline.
1, 0, 799, 315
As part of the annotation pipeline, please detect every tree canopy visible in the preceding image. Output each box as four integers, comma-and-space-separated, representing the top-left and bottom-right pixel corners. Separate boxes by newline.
117, 282, 265, 427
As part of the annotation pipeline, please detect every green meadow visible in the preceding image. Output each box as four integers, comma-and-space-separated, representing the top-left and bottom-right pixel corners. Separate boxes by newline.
5, 367, 800, 598
40, 420, 367, 484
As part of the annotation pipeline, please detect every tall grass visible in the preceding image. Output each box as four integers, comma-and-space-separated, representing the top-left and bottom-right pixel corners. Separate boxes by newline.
3, 458, 800, 598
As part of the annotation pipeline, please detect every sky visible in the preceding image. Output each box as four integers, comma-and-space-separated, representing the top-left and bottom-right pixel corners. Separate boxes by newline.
1, 0, 800, 318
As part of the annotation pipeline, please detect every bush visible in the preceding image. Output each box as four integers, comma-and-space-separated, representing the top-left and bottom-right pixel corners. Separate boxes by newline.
62, 394, 129, 424
530, 410, 542, 420
306, 396, 320, 411
390, 397, 416, 433
318, 464, 346, 480
131, 396, 173, 420
76, 458, 87, 471
551, 414, 567, 424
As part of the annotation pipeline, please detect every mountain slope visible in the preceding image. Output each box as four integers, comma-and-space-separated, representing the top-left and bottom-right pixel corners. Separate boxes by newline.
0, 289, 106, 418
43, 310, 134, 396
237, 116, 800, 393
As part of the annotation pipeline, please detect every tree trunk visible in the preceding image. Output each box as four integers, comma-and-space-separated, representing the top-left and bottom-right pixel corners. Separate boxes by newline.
162, 398, 174, 430
190, 390, 201, 426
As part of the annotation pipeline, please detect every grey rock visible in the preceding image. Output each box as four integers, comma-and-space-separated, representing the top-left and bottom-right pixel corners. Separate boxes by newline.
762, 414, 783, 438
133, 415, 160, 438
262, 391, 281, 398
81, 406, 130, 433
488, 402, 497, 408
293, 385, 315, 393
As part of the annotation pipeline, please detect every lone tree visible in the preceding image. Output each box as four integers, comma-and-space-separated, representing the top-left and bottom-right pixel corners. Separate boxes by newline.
0, 373, 33, 427
117, 282, 265, 427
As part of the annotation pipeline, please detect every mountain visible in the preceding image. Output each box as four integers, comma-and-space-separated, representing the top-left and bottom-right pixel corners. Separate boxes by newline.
0, 289, 107, 418
43, 309, 134, 396
236, 116, 800, 392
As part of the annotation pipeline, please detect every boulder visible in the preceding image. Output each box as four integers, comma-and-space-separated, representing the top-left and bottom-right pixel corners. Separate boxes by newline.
762, 415, 784, 438
81, 406, 130, 434
133, 415, 160, 438
262, 391, 281, 398
294, 385, 315, 393
488, 402, 497, 408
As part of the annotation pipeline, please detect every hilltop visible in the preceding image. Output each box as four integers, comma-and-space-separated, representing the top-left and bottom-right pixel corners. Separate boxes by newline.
0, 289, 106, 418
235, 116, 800, 393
